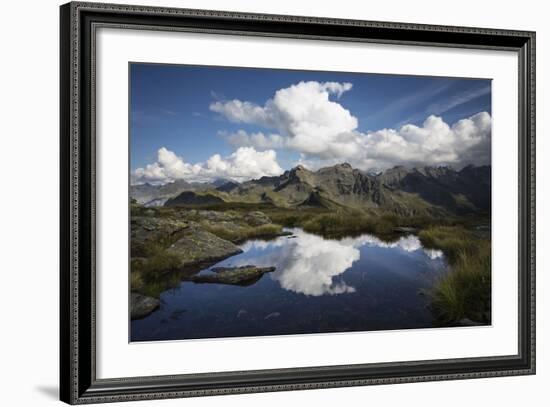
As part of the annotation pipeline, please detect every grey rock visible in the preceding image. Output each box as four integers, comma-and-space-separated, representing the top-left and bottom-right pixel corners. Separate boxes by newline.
195, 210, 239, 222
130, 216, 189, 257
243, 211, 272, 226
225, 163, 491, 216
131, 293, 160, 320
191, 265, 275, 286
166, 227, 243, 269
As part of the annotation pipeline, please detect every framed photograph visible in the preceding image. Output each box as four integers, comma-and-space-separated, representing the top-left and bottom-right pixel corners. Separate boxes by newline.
60, 1, 535, 404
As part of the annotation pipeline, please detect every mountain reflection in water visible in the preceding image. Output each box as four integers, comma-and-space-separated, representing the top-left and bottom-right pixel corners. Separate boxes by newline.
131, 228, 447, 342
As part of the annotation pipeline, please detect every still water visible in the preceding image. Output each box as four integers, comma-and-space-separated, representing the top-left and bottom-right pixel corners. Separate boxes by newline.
131, 228, 448, 341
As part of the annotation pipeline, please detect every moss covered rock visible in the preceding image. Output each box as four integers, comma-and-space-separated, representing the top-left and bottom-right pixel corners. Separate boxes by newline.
166, 227, 243, 268
131, 293, 160, 320
191, 265, 275, 286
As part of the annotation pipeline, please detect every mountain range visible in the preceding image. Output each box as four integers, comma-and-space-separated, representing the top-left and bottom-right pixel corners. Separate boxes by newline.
130, 178, 230, 206
131, 163, 491, 217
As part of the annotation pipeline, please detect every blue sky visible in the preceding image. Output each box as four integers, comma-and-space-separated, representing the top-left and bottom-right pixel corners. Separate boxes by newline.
130, 63, 491, 184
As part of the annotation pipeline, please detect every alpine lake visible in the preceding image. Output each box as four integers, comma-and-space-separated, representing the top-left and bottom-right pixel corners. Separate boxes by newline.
131, 227, 449, 341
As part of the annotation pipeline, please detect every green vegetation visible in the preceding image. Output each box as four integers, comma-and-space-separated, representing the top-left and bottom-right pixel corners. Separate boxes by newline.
262, 207, 329, 228
130, 236, 186, 297
200, 222, 285, 243
301, 211, 395, 238
130, 199, 491, 324
131, 228, 188, 258
419, 226, 491, 324
171, 201, 486, 237
131, 264, 188, 298
131, 250, 182, 279
191, 203, 492, 325
129, 204, 290, 299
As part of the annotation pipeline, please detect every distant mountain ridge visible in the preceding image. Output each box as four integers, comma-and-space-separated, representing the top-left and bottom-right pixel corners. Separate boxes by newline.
130, 178, 233, 206
131, 164, 491, 216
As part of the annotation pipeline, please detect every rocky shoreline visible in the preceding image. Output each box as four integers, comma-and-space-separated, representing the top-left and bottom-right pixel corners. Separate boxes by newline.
130, 205, 283, 320
131, 293, 160, 320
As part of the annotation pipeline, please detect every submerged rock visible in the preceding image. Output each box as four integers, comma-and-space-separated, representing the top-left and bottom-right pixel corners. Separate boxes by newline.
169, 309, 187, 320
166, 227, 243, 269
131, 293, 160, 320
191, 265, 276, 286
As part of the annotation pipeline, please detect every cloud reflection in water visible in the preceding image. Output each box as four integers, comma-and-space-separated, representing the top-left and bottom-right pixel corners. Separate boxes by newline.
235, 229, 443, 296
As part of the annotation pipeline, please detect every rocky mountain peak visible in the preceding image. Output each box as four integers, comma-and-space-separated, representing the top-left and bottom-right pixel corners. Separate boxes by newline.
287, 164, 312, 180
133, 161, 491, 216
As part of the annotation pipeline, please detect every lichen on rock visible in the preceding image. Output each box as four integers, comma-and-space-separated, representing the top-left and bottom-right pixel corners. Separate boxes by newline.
191, 265, 276, 286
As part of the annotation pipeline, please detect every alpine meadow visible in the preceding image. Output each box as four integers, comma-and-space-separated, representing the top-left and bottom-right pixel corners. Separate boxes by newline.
129, 64, 492, 341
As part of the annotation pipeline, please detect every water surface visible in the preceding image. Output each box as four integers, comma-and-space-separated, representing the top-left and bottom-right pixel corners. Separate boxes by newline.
131, 228, 447, 341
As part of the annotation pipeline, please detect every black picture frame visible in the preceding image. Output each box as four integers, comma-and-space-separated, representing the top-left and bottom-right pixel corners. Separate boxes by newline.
60, 2, 536, 404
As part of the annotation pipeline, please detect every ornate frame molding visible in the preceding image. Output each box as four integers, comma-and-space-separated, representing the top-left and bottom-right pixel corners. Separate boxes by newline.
60, 2, 535, 404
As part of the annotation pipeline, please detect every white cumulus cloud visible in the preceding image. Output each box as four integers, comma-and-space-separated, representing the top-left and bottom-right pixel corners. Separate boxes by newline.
132, 146, 283, 184
210, 81, 358, 158
358, 111, 492, 170
210, 81, 492, 171
134, 81, 491, 184
221, 130, 285, 150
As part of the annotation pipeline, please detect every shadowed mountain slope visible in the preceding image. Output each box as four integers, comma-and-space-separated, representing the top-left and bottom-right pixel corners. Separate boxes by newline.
132, 163, 491, 216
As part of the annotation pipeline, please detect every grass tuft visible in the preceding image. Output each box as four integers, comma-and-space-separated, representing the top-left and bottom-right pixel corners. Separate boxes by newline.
419, 226, 491, 324
200, 223, 284, 243
129, 201, 491, 324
